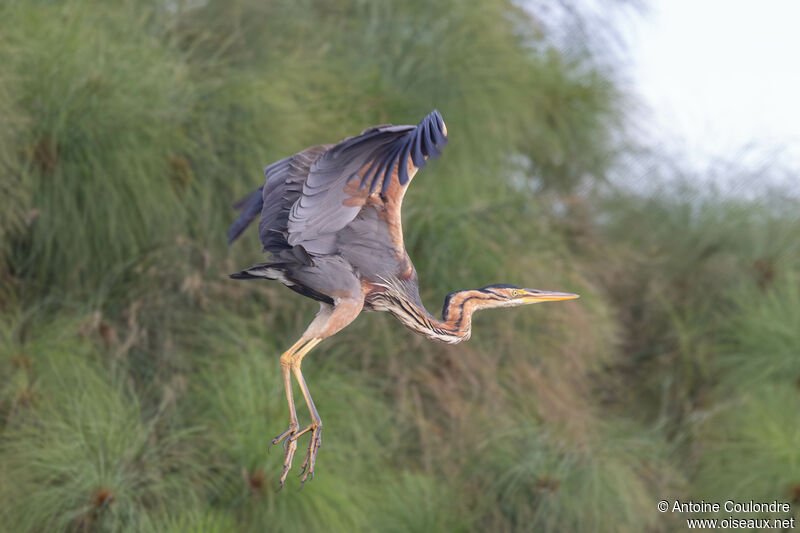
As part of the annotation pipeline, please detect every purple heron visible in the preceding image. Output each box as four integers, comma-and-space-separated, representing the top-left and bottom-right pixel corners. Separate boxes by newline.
228, 110, 578, 488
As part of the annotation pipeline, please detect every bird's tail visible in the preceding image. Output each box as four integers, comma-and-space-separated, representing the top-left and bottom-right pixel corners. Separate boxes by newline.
230, 262, 335, 304
227, 186, 264, 244
229, 262, 287, 281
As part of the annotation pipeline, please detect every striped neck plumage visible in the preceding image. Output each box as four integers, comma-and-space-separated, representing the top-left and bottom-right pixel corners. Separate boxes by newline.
373, 285, 505, 344
371, 278, 579, 344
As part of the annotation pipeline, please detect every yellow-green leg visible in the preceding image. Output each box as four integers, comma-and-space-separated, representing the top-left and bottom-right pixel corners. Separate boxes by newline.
270, 337, 321, 489
291, 351, 323, 485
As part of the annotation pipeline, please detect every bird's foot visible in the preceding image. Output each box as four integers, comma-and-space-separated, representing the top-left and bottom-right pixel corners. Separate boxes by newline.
268, 423, 322, 490
296, 424, 322, 487
268, 424, 298, 490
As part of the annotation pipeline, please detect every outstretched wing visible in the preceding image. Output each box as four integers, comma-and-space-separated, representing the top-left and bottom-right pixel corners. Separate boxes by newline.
285, 110, 448, 256
257, 145, 331, 253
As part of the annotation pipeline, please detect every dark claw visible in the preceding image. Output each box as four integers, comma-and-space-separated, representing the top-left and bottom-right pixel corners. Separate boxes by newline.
272, 424, 321, 490
297, 470, 314, 491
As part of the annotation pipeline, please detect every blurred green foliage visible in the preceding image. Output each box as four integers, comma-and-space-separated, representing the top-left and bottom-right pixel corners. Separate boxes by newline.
1, 0, 798, 531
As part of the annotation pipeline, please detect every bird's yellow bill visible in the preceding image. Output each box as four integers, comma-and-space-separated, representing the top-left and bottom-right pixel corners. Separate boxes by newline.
520, 289, 580, 303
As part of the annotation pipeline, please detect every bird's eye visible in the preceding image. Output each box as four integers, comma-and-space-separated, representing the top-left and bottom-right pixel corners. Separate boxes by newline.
511, 290, 518, 297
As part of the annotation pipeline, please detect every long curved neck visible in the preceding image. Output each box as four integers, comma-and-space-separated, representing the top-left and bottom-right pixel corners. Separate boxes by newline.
374, 288, 491, 344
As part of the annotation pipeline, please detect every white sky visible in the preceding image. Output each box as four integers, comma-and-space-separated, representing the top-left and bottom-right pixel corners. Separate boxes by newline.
620, 0, 800, 182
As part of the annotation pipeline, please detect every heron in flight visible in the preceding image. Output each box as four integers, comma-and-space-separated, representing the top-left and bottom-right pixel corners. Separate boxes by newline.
228, 110, 578, 488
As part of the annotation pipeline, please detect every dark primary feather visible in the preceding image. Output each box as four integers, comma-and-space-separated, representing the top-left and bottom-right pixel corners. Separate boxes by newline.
286, 110, 447, 253
355, 110, 447, 191
227, 187, 264, 244
227, 110, 447, 258
228, 110, 448, 305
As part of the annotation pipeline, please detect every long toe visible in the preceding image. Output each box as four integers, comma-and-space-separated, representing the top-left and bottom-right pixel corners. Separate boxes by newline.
278, 438, 298, 490
269, 425, 300, 490
268, 424, 298, 454
298, 426, 322, 487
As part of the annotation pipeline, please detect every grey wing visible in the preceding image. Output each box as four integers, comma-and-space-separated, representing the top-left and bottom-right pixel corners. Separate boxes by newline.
257, 144, 330, 253
335, 206, 411, 281
286, 110, 448, 256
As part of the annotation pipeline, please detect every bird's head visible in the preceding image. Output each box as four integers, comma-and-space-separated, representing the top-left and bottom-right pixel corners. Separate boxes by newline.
476, 284, 579, 308
442, 283, 579, 321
